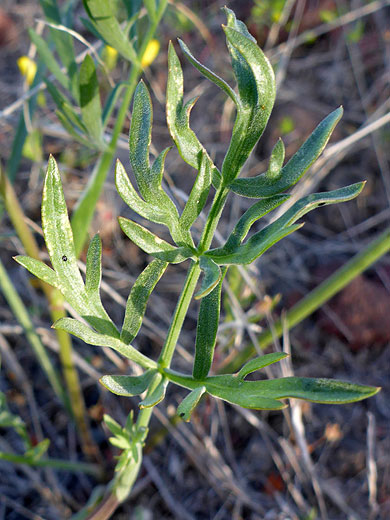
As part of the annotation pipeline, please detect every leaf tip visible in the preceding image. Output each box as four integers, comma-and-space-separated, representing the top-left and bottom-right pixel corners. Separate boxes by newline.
47, 154, 56, 166
51, 318, 63, 330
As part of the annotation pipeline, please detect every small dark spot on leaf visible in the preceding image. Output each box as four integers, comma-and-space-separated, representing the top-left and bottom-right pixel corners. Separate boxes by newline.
62, 255, 67, 261
318, 203, 326, 207
179, 413, 185, 417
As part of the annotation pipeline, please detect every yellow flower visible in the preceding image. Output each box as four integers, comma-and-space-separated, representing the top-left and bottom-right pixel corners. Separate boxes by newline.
141, 39, 160, 68
102, 45, 118, 70
17, 56, 37, 86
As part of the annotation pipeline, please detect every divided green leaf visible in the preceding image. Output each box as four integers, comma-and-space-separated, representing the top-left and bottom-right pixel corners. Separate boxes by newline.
229, 107, 343, 197
220, 8, 276, 184
205, 223, 303, 265
13, 256, 59, 289
207, 183, 364, 265
165, 370, 380, 410
178, 38, 237, 104
166, 42, 221, 187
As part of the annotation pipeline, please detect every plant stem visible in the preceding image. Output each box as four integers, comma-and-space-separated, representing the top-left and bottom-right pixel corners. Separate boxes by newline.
0, 452, 102, 477
224, 228, 390, 373
199, 187, 230, 252
157, 261, 201, 368
157, 185, 230, 370
71, 5, 168, 258
0, 166, 98, 460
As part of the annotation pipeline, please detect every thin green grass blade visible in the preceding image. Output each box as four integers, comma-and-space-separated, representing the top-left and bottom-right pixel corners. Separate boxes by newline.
28, 29, 70, 90
39, 0, 76, 70
102, 82, 126, 127
144, 0, 156, 22
82, 0, 139, 64
55, 111, 93, 148
46, 82, 88, 134
79, 54, 103, 144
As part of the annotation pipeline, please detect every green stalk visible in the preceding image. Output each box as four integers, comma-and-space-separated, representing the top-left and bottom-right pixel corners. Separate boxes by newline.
225, 228, 390, 373
158, 185, 231, 369
0, 167, 98, 460
71, 3, 169, 257
198, 187, 230, 252
157, 261, 201, 368
0, 452, 102, 477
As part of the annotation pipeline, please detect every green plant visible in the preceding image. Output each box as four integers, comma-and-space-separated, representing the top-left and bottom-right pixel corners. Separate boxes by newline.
14, 7, 380, 518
